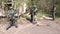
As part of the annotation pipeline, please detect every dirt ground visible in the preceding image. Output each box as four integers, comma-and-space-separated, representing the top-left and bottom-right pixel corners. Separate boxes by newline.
0, 17, 60, 34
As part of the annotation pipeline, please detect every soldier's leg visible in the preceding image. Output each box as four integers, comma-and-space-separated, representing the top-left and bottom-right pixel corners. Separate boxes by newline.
14, 22, 18, 28
33, 15, 37, 24
6, 22, 12, 30
13, 20, 18, 28
52, 12, 55, 20
31, 15, 33, 23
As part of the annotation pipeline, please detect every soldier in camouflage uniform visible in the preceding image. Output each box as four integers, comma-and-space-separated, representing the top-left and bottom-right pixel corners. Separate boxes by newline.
6, 7, 18, 30
30, 5, 38, 24
51, 5, 56, 20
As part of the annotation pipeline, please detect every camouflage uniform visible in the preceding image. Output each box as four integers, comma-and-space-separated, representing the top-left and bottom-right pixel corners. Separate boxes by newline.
6, 9, 18, 30
30, 6, 38, 24
51, 5, 56, 20
33, 7, 37, 24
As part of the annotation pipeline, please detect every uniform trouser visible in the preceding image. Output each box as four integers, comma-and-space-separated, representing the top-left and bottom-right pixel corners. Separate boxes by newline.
52, 11, 56, 20
33, 15, 37, 23
31, 15, 33, 22
34, 15, 37, 21
31, 14, 37, 24
6, 19, 18, 30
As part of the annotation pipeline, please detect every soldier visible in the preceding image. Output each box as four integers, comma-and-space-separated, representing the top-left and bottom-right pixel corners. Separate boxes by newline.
30, 7, 34, 23
33, 5, 38, 24
6, 7, 18, 30
51, 5, 56, 20
30, 5, 38, 24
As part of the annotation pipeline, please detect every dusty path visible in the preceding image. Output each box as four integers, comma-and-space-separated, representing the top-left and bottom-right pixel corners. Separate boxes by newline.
0, 6, 60, 34
0, 19, 60, 34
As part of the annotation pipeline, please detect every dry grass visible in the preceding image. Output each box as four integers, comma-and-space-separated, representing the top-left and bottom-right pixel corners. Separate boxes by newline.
56, 18, 60, 24
0, 19, 8, 24
17, 17, 31, 25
